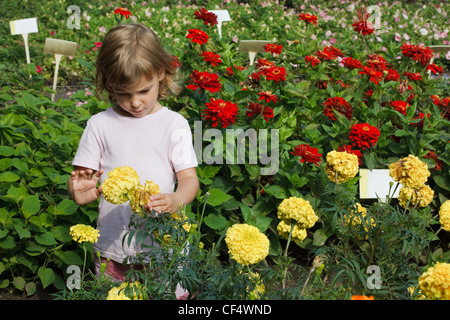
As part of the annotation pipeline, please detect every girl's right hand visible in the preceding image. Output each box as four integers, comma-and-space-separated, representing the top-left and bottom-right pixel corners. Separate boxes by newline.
68, 167, 104, 205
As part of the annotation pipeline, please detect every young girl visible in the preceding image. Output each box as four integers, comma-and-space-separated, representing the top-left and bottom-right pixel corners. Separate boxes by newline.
67, 23, 199, 292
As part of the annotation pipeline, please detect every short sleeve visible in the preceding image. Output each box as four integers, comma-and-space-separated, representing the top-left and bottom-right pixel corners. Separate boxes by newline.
72, 119, 102, 171
169, 119, 198, 173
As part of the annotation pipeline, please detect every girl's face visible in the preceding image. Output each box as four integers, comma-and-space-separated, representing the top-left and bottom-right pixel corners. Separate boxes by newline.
113, 72, 165, 118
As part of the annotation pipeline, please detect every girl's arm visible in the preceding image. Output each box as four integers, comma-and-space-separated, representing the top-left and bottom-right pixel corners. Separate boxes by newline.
146, 167, 199, 213
68, 166, 104, 205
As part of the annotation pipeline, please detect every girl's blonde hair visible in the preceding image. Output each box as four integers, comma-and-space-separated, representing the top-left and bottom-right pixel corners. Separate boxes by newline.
95, 23, 181, 102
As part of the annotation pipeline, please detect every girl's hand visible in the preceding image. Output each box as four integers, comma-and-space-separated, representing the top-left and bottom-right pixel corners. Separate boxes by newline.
68, 167, 104, 205
145, 193, 180, 214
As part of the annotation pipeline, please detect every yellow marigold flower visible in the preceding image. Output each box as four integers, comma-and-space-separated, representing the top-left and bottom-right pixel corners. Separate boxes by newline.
69, 224, 99, 244
344, 203, 375, 240
277, 196, 318, 229
388, 155, 430, 189
245, 272, 265, 300
277, 219, 307, 243
106, 281, 146, 300
130, 180, 161, 213
439, 200, 450, 232
407, 286, 425, 300
418, 262, 450, 300
325, 150, 359, 184
225, 224, 270, 266
101, 166, 140, 204
398, 185, 434, 208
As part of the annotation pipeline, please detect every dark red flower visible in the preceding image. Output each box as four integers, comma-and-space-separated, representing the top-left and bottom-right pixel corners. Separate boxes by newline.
257, 91, 278, 104
431, 96, 450, 120
187, 70, 221, 93
352, 20, 375, 35
400, 43, 434, 66
359, 66, 384, 85
263, 66, 286, 83
409, 112, 429, 128
323, 97, 353, 121
186, 29, 209, 45
403, 71, 422, 81
342, 57, 363, 69
194, 8, 218, 26
298, 13, 318, 25
389, 100, 410, 115
290, 144, 322, 166
424, 151, 443, 171
171, 56, 182, 70
264, 43, 283, 55
200, 51, 222, 66
305, 55, 321, 66
246, 102, 274, 122
226, 65, 247, 77
426, 63, 444, 74
338, 144, 363, 165
385, 68, 400, 81
349, 123, 381, 150
114, 7, 132, 19
255, 58, 275, 71
203, 98, 238, 128
324, 46, 344, 58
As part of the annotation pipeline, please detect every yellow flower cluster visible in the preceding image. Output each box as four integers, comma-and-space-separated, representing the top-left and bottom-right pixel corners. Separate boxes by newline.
129, 180, 161, 214
344, 203, 375, 240
225, 223, 270, 266
101, 166, 140, 204
389, 155, 430, 188
389, 155, 433, 208
69, 224, 99, 244
439, 200, 450, 232
245, 272, 265, 300
418, 262, 450, 300
325, 150, 359, 184
106, 281, 146, 300
277, 197, 318, 243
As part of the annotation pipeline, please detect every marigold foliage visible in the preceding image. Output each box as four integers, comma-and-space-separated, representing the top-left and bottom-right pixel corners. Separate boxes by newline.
325, 150, 359, 184
101, 166, 140, 204
69, 224, 99, 244
225, 224, 269, 266
345, 204, 375, 240
418, 262, 450, 300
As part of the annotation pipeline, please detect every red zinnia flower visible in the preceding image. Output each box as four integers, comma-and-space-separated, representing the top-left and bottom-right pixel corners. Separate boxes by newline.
290, 144, 322, 166
194, 8, 218, 26
324, 46, 344, 58
389, 100, 410, 115
203, 98, 238, 128
171, 56, 182, 70
359, 66, 384, 85
342, 57, 363, 69
186, 29, 209, 45
263, 66, 286, 83
257, 91, 278, 104
246, 102, 274, 122
114, 7, 132, 19
200, 51, 222, 66
424, 151, 443, 171
403, 71, 422, 81
349, 123, 381, 150
400, 43, 434, 66
36, 65, 43, 74
255, 58, 275, 71
323, 97, 353, 121
426, 63, 444, 74
305, 55, 321, 66
187, 70, 221, 93
338, 144, 363, 165
298, 13, 318, 25
352, 20, 375, 35
264, 43, 283, 55
431, 96, 450, 120
385, 69, 400, 81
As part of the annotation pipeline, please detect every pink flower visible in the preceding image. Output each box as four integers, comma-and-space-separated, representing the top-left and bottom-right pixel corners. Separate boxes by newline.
394, 33, 401, 41
330, 38, 336, 44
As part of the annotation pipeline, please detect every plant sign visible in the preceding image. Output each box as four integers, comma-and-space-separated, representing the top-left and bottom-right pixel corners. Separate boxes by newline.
238, 40, 271, 65
359, 169, 399, 203
208, 9, 231, 38
9, 17, 39, 64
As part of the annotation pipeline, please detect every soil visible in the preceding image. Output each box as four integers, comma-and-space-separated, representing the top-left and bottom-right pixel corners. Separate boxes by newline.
0, 287, 55, 300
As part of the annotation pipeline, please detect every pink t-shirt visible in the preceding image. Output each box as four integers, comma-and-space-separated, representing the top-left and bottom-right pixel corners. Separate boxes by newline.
72, 106, 197, 263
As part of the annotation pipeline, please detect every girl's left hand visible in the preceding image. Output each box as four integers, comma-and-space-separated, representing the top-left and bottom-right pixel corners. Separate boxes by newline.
145, 193, 180, 214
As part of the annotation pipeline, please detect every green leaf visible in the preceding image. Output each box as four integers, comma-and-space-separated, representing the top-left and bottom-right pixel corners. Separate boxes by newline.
0, 171, 20, 182
21, 194, 41, 219
434, 176, 450, 191
25, 282, 37, 296
264, 185, 288, 199
0, 146, 15, 157
206, 188, 232, 207
55, 199, 79, 215
313, 229, 329, 246
55, 250, 83, 265
204, 213, 227, 230
38, 267, 55, 289
35, 232, 58, 246
13, 277, 25, 290
0, 235, 15, 249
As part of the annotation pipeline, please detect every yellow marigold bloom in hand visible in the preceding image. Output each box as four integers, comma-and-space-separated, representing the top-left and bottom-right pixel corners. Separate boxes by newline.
398, 185, 434, 208
325, 150, 359, 184
277, 219, 307, 243
418, 262, 450, 300
69, 224, 99, 244
439, 200, 450, 232
277, 196, 318, 229
389, 155, 430, 189
130, 180, 161, 213
225, 224, 270, 266
106, 281, 146, 300
101, 166, 140, 204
